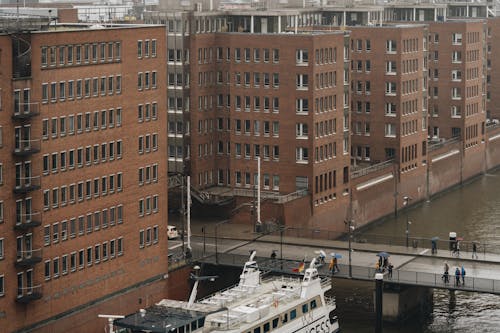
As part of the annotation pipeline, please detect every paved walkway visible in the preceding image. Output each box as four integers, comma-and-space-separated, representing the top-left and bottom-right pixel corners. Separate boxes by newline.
181, 217, 500, 267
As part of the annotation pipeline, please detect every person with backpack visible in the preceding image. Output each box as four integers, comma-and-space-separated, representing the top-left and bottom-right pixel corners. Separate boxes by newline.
461, 265, 466, 285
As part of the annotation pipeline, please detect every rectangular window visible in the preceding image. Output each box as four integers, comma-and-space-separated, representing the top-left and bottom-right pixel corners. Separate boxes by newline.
78, 249, 84, 269
70, 252, 76, 272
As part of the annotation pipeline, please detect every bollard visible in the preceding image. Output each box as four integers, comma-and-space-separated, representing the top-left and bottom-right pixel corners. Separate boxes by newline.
375, 273, 384, 333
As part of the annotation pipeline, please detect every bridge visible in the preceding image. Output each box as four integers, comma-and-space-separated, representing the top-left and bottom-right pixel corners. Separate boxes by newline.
167, 219, 500, 320
172, 221, 500, 296
170, 222, 500, 320
185, 230, 500, 321
200, 252, 500, 296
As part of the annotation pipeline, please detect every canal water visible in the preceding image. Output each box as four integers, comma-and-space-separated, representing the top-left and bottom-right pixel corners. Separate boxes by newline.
337, 169, 500, 332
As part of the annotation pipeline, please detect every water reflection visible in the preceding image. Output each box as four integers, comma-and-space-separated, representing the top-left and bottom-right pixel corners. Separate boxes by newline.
341, 170, 500, 332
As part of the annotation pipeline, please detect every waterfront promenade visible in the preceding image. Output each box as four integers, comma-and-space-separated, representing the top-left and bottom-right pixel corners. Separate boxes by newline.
169, 218, 500, 295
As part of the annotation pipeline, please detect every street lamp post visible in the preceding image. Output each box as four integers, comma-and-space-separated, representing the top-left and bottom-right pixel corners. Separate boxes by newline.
345, 219, 354, 278
215, 225, 219, 264
280, 224, 285, 271
403, 196, 412, 248
202, 227, 206, 256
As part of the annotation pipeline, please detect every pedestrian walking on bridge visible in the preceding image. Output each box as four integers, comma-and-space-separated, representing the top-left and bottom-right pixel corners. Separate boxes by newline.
455, 267, 461, 286
472, 242, 478, 259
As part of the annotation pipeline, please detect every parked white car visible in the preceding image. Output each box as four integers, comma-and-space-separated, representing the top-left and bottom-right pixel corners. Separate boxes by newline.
167, 225, 179, 239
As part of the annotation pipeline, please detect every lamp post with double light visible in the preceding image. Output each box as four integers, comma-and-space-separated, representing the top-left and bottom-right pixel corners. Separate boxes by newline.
403, 196, 412, 248
345, 219, 354, 278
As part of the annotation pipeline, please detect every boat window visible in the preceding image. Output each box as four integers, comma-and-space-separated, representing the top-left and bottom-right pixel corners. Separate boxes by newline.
198, 318, 205, 327
272, 318, 279, 328
191, 320, 198, 330
302, 304, 309, 313
263, 322, 270, 332
311, 299, 317, 309
254, 327, 261, 333
179, 325, 185, 333
282, 313, 288, 323
290, 309, 297, 320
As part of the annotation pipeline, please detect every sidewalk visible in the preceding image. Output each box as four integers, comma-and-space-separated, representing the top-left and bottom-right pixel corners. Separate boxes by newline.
178, 217, 500, 265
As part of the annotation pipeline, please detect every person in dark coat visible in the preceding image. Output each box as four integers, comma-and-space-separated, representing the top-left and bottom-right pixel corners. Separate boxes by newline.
472, 242, 478, 259
455, 267, 461, 286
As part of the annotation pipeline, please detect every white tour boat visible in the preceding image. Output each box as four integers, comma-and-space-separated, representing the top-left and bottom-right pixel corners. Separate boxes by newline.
114, 251, 340, 333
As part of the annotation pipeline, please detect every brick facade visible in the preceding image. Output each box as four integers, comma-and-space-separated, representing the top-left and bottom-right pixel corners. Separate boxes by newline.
0, 24, 169, 332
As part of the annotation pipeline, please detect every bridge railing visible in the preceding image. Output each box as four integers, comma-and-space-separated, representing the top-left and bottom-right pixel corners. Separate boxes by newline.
200, 253, 500, 295
352, 233, 497, 257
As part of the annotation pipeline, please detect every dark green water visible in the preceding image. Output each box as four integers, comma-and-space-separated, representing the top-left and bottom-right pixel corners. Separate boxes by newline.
337, 171, 500, 332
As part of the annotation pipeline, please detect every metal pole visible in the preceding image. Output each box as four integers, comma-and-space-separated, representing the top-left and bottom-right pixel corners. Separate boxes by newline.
403, 196, 411, 248
375, 273, 384, 333
181, 175, 185, 255
348, 220, 352, 278
257, 157, 261, 226
406, 213, 409, 248
187, 176, 191, 251
280, 226, 283, 271
215, 225, 218, 264
202, 227, 206, 256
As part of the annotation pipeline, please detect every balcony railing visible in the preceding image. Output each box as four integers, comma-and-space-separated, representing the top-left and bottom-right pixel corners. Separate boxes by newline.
14, 212, 42, 230
15, 248, 42, 268
12, 102, 40, 120
16, 284, 43, 304
13, 138, 41, 156
13, 175, 41, 194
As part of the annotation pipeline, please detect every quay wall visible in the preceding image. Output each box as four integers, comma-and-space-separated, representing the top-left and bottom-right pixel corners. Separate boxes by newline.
486, 126, 500, 169
426, 141, 462, 196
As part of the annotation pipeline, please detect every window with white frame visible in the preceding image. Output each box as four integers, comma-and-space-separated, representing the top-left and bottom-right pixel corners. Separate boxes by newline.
451, 105, 462, 118
296, 49, 309, 64
451, 70, 462, 81
451, 87, 461, 99
296, 74, 309, 89
385, 123, 397, 137
386, 40, 397, 53
452, 33, 462, 45
296, 147, 309, 163
385, 61, 397, 74
385, 102, 397, 116
296, 98, 309, 114
296, 123, 308, 138
385, 82, 397, 95
452, 51, 462, 63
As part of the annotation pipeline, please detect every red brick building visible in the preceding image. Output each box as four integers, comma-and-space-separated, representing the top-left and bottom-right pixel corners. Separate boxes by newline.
0, 21, 169, 332
427, 20, 486, 148
189, 31, 351, 227
349, 25, 428, 174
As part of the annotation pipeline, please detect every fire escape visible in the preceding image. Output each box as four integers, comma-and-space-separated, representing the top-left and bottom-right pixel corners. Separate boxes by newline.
11, 32, 43, 303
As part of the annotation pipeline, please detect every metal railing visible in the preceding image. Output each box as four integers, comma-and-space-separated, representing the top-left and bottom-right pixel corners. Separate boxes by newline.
15, 211, 42, 228
16, 284, 43, 303
14, 175, 41, 193
13, 102, 39, 118
16, 248, 42, 262
203, 253, 500, 295
351, 160, 394, 179
13, 138, 41, 155
428, 136, 461, 152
